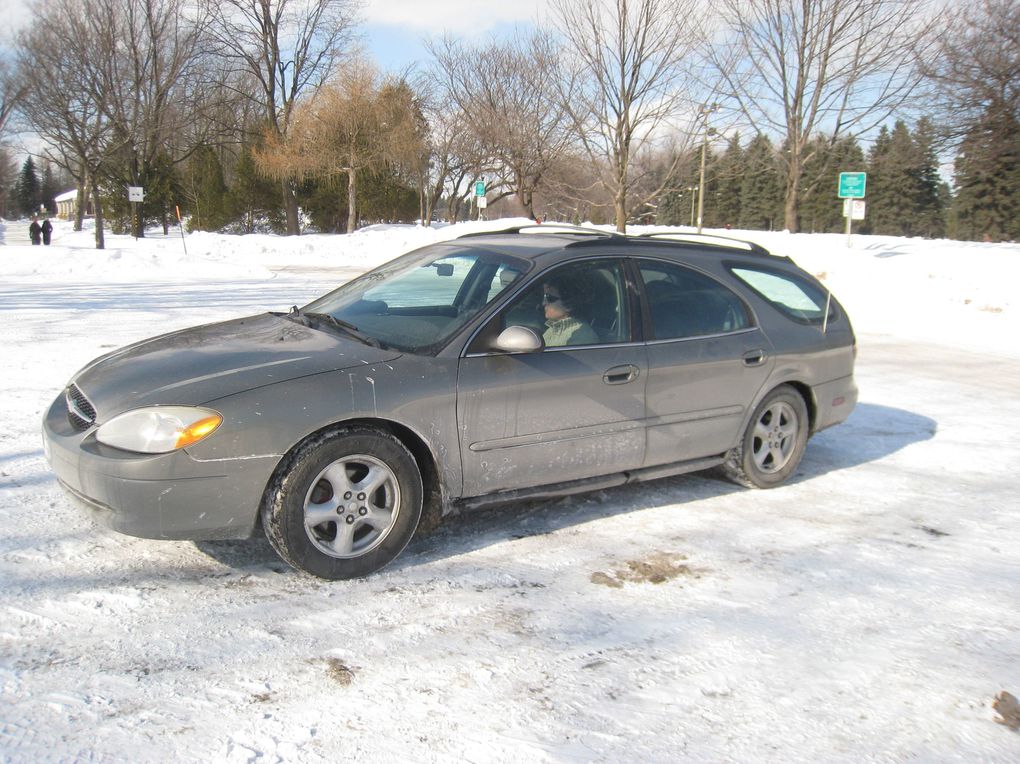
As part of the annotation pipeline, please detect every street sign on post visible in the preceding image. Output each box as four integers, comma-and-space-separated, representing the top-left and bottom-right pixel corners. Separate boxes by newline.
838, 174, 867, 248
843, 198, 866, 220
127, 187, 145, 241
474, 180, 486, 197
838, 172, 866, 199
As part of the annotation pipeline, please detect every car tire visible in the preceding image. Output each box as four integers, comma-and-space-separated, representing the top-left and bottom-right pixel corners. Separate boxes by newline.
721, 385, 809, 489
262, 426, 423, 579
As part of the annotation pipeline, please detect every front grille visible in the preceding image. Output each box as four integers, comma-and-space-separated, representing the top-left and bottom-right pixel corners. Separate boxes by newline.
66, 383, 97, 432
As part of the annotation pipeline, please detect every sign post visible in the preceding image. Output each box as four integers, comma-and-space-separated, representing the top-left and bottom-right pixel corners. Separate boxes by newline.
128, 186, 145, 240
474, 179, 486, 220
175, 205, 188, 256
837, 172, 866, 247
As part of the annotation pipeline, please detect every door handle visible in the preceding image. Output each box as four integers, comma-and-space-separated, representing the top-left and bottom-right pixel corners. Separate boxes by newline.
742, 350, 767, 367
604, 364, 640, 385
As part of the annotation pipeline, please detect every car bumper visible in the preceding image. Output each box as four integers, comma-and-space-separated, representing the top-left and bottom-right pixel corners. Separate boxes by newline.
811, 374, 859, 433
43, 394, 281, 541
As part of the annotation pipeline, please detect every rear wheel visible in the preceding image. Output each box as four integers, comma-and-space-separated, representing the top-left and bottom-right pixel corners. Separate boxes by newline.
722, 385, 809, 489
262, 426, 423, 579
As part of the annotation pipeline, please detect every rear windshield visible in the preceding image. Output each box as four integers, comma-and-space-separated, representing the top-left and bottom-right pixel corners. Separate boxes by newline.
729, 266, 836, 325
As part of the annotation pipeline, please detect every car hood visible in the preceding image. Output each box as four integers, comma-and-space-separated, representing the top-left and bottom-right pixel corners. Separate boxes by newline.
71, 312, 402, 418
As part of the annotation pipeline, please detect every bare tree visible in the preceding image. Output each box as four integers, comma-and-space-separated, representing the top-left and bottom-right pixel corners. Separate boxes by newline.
88, 0, 211, 237
922, 0, 1020, 137
428, 32, 571, 220
16, 0, 118, 247
205, 0, 360, 235
0, 59, 26, 139
551, 0, 705, 232
420, 104, 487, 225
711, 0, 942, 232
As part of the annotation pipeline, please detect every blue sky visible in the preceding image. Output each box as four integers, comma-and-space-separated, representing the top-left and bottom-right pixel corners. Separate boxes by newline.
1, 0, 544, 73
361, 0, 545, 70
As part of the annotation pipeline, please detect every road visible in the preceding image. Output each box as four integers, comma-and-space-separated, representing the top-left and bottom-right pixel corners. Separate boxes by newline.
0, 269, 1018, 762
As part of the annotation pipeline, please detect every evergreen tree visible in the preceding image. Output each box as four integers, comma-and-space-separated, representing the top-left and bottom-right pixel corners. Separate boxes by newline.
707, 134, 743, 228
952, 105, 1020, 242
98, 151, 181, 235
909, 117, 946, 238
738, 134, 782, 230
695, 145, 719, 229
298, 175, 348, 233
655, 189, 685, 226
39, 161, 60, 214
865, 119, 946, 237
866, 122, 914, 234
654, 150, 699, 227
146, 151, 184, 235
15, 157, 40, 216
229, 145, 285, 234
799, 135, 865, 233
183, 145, 232, 232
357, 166, 419, 224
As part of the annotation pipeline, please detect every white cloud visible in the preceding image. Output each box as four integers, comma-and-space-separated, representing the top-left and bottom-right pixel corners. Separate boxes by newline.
0, 0, 31, 33
362, 0, 546, 35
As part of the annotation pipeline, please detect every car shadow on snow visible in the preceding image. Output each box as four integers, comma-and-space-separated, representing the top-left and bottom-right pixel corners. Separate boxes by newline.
194, 402, 935, 576
797, 402, 936, 477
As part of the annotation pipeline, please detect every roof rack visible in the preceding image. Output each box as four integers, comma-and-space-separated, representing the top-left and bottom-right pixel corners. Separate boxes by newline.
457, 223, 618, 240
637, 231, 774, 257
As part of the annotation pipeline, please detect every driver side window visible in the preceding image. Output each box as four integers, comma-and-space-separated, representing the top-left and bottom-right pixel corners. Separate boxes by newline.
492, 259, 630, 349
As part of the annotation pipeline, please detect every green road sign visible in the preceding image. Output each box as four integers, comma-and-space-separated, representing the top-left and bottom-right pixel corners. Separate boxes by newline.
838, 172, 867, 198
475, 181, 486, 197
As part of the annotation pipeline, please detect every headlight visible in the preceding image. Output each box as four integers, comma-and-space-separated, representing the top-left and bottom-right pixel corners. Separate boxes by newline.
95, 406, 223, 454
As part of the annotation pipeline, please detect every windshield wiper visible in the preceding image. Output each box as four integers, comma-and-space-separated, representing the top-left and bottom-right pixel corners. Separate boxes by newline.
297, 309, 384, 348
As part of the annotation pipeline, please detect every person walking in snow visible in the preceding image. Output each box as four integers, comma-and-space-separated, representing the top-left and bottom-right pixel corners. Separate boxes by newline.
29, 216, 42, 245
41, 217, 53, 245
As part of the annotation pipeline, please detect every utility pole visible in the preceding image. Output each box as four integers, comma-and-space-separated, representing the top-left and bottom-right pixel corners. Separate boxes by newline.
696, 103, 719, 234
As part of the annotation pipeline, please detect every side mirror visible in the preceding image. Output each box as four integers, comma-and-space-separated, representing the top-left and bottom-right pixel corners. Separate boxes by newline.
491, 325, 543, 353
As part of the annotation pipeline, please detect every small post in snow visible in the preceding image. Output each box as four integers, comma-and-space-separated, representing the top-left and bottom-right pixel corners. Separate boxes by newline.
175, 205, 188, 256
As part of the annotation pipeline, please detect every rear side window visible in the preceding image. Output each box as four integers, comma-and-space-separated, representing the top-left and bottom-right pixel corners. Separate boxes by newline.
729, 266, 835, 325
638, 261, 750, 340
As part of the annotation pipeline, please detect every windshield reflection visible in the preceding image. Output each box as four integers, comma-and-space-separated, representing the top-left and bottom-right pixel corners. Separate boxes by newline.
301, 243, 529, 353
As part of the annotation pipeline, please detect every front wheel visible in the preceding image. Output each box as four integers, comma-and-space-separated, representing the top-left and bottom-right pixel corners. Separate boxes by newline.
722, 385, 809, 489
262, 426, 423, 579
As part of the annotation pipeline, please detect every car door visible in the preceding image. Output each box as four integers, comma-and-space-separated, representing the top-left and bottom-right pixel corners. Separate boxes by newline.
637, 258, 775, 467
457, 258, 648, 496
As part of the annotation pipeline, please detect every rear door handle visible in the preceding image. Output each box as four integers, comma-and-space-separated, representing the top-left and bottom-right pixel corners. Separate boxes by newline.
604, 364, 640, 385
742, 350, 767, 367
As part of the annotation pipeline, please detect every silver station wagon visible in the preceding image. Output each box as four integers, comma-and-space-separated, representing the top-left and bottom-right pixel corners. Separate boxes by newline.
42, 226, 858, 579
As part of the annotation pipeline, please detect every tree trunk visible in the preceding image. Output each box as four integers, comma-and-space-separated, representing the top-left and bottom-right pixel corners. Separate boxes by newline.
784, 165, 801, 233
614, 190, 627, 233
74, 174, 86, 232
91, 175, 105, 250
518, 187, 536, 220
134, 206, 146, 238
283, 179, 300, 235
346, 168, 357, 233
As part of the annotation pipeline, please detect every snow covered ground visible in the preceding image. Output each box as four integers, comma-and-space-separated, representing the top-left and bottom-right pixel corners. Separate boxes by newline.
1, 217, 1018, 762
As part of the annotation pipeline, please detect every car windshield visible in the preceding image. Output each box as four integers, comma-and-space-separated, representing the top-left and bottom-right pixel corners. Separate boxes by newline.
300, 243, 530, 353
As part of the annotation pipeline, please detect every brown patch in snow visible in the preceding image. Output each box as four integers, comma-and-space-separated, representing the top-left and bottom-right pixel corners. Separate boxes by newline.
591, 551, 703, 588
